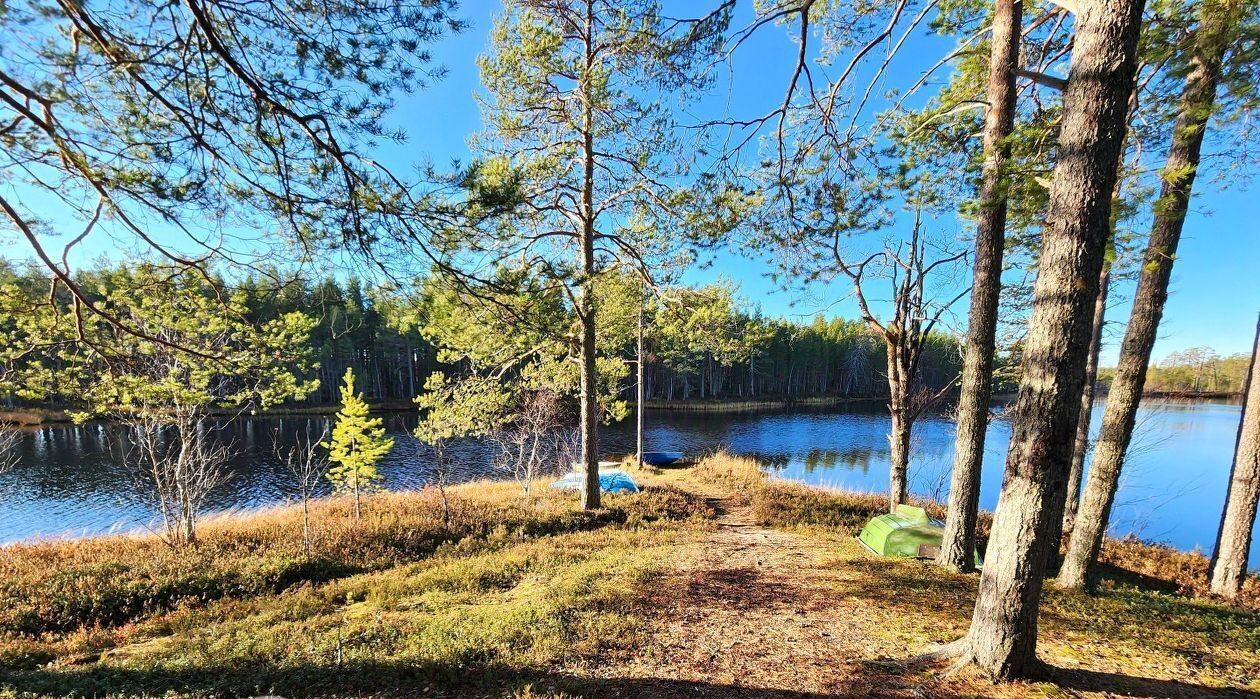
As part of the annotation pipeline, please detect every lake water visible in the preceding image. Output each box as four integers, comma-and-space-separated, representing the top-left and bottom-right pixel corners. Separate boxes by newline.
2, 400, 1255, 567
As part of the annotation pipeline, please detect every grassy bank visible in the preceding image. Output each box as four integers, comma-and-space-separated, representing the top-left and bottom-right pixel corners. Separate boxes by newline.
660, 455, 1260, 695
2, 456, 1258, 698
0, 479, 711, 697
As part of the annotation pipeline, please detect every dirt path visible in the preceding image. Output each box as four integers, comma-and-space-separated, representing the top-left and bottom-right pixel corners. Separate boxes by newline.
577, 487, 1248, 699
587, 496, 943, 698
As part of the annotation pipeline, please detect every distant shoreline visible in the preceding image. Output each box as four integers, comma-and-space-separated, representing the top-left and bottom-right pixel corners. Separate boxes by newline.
1133, 389, 1243, 401
0, 397, 886, 425
2, 390, 1240, 426
643, 396, 889, 412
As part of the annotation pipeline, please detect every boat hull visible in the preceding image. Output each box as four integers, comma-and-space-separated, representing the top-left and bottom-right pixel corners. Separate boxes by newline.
641, 451, 684, 466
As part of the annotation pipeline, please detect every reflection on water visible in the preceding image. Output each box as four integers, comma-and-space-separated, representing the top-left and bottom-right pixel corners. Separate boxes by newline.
1, 400, 1255, 567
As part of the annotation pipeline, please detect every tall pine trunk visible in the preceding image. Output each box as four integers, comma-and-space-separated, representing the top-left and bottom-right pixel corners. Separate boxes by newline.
573, 0, 601, 510
1056, 1, 1235, 590
1061, 262, 1109, 541
1209, 315, 1260, 598
937, 0, 1021, 572
577, 264, 599, 512
956, 0, 1144, 678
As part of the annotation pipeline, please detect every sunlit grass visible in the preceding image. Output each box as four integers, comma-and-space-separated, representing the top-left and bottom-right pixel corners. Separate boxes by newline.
0, 479, 711, 696
2, 452, 1257, 698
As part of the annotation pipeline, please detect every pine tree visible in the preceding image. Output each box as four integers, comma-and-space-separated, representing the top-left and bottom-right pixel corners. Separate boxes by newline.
325, 368, 394, 521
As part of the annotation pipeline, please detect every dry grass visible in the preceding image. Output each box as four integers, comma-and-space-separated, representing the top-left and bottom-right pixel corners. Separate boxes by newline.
1096, 536, 1260, 608
1, 453, 1257, 699
690, 450, 987, 535
690, 451, 1254, 607
0, 480, 711, 673
624, 452, 1260, 698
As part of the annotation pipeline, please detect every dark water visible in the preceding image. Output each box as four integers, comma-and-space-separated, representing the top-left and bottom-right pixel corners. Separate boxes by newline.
2, 401, 1255, 567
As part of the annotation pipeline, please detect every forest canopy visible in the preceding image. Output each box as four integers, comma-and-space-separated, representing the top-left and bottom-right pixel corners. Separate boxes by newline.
0, 260, 963, 411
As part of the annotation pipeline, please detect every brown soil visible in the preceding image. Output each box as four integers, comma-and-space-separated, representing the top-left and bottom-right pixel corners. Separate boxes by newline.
579, 493, 1252, 699
578, 496, 951, 698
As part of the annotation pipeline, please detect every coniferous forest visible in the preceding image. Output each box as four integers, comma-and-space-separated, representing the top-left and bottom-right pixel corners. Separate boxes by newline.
1, 0, 1258, 696
0, 261, 964, 409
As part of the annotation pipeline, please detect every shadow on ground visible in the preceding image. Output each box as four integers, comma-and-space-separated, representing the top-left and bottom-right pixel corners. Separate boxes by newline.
1047, 666, 1259, 699
5, 646, 1254, 698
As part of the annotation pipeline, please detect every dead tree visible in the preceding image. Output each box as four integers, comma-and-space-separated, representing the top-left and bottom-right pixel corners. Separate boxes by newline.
839, 209, 966, 511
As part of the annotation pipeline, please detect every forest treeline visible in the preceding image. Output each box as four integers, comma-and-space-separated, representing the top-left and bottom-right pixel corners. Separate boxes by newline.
0, 262, 963, 410
1101, 347, 1251, 395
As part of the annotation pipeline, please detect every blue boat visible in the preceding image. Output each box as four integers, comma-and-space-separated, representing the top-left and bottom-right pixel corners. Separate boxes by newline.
641, 451, 684, 466
550, 469, 640, 493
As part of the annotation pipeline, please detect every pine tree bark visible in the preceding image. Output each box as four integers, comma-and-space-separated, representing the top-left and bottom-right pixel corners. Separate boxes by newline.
578, 0, 600, 510
958, 0, 1144, 678
1057, 1, 1235, 590
937, 0, 1021, 573
578, 278, 600, 510
1061, 262, 1109, 541
1209, 315, 1260, 598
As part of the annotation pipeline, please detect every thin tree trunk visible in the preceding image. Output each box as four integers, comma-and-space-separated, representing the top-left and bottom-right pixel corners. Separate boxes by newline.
406, 338, 416, 397
1061, 262, 1110, 541
886, 337, 910, 511
1209, 314, 1260, 598
956, 0, 1144, 678
637, 296, 645, 468
1057, 2, 1234, 590
888, 406, 911, 510
937, 0, 1021, 573
302, 497, 311, 556
749, 353, 756, 397
578, 0, 600, 510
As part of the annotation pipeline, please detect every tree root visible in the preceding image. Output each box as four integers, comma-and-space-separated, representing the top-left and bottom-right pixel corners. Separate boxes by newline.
864, 638, 970, 672
905, 639, 975, 697
918, 637, 969, 663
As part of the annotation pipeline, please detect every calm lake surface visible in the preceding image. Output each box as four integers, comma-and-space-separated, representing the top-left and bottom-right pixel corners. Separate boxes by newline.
2, 400, 1255, 566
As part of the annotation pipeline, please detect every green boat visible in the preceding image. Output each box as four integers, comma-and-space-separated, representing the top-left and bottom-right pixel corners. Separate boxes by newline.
857, 505, 981, 566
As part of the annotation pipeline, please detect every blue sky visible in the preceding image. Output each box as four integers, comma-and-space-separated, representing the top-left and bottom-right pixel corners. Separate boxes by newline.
392, 0, 1259, 365
7, 0, 1258, 366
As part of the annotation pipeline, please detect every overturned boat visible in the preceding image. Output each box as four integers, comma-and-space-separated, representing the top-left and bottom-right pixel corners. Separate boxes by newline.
550, 468, 640, 493
640, 451, 684, 466
857, 505, 981, 566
